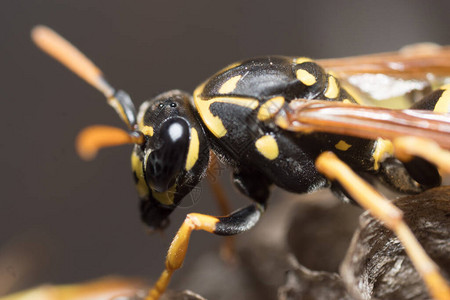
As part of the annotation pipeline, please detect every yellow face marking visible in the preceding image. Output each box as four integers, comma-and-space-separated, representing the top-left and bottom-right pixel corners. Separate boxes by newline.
151, 184, 176, 206
335, 140, 352, 151
296, 69, 316, 86
131, 152, 149, 198
324, 75, 339, 99
141, 125, 154, 136
294, 57, 312, 64
372, 138, 394, 170
343, 99, 352, 104
434, 84, 450, 113
185, 128, 200, 171
218, 75, 242, 94
255, 135, 279, 160
257, 96, 285, 121
194, 84, 259, 138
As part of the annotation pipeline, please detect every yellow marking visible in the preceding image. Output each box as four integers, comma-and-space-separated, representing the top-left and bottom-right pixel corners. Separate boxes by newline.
194, 84, 259, 138
434, 84, 450, 113
394, 136, 450, 173
255, 135, 279, 160
328, 70, 338, 78
324, 75, 339, 99
296, 69, 316, 86
141, 125, 154, 136
257, 96, 285, 121
152, 184, 176, 206
131, 152, 149, 198
372, 138, 394, 170
185, 128, 200, 171
217, 61, 241, 75
335, 140, 352, 151
343, 99, 352, 104
294, 57, 312, 64
274, 113, 289, 129
340, 83, 364, 104
218, 75, 242, 94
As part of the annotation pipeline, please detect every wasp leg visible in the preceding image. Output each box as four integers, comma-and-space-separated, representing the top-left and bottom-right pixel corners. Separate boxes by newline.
399, 84, 450, 175
206, 177, 236, 262
330, 180, 359, 205
378, 157, 429, 194
316, 151, 450, 300
394, 136, 450, 174
146, 203, 265, 300
232, 168, 272, 203
206, 154, 236, 262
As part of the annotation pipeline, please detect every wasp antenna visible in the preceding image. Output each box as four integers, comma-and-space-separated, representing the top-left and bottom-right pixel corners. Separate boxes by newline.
31, 25, 115, 97
32, 25, 138, 129
76, 125, 144, 160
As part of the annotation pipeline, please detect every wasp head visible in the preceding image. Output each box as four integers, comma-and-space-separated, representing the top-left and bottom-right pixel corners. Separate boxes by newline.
132, 90, 210, 230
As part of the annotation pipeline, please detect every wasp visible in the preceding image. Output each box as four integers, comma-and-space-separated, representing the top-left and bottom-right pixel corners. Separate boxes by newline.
31, 26, 450, 300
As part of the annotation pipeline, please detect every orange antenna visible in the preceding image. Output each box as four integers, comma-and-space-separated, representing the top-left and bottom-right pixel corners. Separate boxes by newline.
76, 125, 144, 160
31, 25, 137, 129
31, 25, 114, 97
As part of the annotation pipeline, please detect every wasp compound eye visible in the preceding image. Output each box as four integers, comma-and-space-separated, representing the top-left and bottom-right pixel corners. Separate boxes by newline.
145, 118, 190, 193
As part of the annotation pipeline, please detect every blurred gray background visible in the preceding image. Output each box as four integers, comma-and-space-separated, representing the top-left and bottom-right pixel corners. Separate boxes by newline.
0, 0, 449, 296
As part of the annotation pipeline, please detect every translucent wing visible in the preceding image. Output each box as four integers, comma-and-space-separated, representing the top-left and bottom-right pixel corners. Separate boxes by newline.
318, 44, 450, 108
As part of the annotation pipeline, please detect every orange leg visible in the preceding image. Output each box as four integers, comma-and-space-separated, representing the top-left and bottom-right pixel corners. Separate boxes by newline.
394, 136, 450, 174
146, 213, 218, 300
145, 204, 263, 300
316, 151, 450, 300
206, 153, 236, 262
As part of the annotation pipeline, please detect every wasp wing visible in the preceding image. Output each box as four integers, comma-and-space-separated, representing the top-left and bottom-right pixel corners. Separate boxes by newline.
275, 100, 450, 150
318, 44, 450, 108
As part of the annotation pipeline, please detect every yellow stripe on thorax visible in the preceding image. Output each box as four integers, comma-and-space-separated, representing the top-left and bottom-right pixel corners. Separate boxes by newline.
257, 96, 285, 121
296, 69, 316, 86
340, 83, 365, 104
194, 83, 259, 138
294, 57, 313, 64
324, 75, 339, 99
218, 75, 242, 94
434, 84, 450, 113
